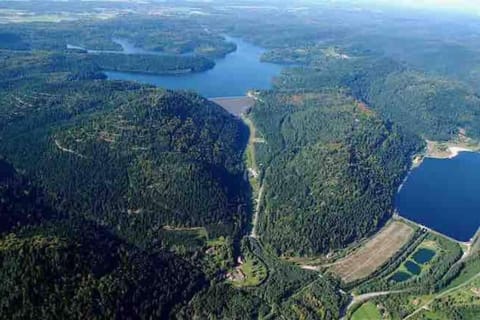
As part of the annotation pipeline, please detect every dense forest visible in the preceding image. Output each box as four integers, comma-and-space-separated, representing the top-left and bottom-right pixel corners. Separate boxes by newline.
250, 91, 422, 255
0, 47, 351, 318
0, 15, 236, 58
0, 158, 206, 319
89, 53, 215, 74
0, 51, 250, 246
2, 2, 480, 319
274, 58, 480, 141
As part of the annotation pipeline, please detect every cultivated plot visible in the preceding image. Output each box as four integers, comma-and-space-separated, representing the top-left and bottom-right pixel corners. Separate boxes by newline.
330, 221, 415, 283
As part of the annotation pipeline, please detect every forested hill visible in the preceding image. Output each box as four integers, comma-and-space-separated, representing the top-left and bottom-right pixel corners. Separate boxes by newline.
0, 158, 205, 319
251, 91, 422, 256
273, 56, 480, 141
0, 51, 250, 247
0, 16, 237, 58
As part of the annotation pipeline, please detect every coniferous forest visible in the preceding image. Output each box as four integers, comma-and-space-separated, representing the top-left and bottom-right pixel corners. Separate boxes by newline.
1, 1, 480, 319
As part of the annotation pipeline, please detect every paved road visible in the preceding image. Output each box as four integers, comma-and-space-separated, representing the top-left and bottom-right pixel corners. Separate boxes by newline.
340, 290, 407, 320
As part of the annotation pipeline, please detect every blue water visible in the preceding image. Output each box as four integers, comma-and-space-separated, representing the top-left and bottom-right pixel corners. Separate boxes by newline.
404, 260, 421, 275
412, 248, 436, 265
105, 36, 283, 97
396, 152, 480, 242
68, 38, 190, 56
390, 271, 411, 283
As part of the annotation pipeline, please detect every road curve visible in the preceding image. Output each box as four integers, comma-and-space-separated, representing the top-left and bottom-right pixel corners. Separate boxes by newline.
340, 290, 407, 320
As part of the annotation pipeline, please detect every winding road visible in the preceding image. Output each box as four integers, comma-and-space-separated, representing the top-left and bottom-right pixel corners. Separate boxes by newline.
340, 290, 408, 320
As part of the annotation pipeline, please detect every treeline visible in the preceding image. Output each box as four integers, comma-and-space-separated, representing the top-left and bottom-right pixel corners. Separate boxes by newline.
375, 251, 480, 319
0, 50, 105, 83
251, 91, 422, 255
90, 52, 215, 74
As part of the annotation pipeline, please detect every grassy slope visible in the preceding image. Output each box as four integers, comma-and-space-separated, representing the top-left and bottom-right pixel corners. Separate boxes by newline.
351, 302, 382, 320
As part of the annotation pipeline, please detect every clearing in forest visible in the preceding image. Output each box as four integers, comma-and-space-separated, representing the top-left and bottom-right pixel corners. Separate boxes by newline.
330, 221, 415, 283
351, 301, 381, 320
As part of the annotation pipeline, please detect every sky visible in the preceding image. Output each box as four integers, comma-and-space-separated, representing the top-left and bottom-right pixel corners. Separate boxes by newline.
366, 0, 480, 13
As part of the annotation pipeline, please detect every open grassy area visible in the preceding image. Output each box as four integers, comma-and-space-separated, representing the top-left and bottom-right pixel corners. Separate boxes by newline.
422, 276, 480, 319
230, 255, 268, 287
160, 227, 208, 254
445, 257, 480, 290
351, 302, 382, 320
330, 221, 415, 283
412, 309, 449, 320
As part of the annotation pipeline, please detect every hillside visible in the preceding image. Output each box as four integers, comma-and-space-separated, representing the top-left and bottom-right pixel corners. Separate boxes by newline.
0, 51, 249, 247
276, 57, 480, 141
2, 5, 480, 319
250, 91, 422, 255
0, 159, 205, 319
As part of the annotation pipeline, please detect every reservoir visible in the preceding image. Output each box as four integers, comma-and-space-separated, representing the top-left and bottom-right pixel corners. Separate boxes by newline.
105, 36, 283, 97
396, 152, 480, 242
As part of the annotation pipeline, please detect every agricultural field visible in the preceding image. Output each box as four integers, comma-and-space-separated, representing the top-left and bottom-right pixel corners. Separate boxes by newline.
330, 221, 415, 283
0, 8, 116, 23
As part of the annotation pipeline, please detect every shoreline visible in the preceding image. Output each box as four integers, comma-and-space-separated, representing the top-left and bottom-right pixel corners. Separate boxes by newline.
421, 139, 480, 160
398, 142, 477, 192
443, 146, 475, 159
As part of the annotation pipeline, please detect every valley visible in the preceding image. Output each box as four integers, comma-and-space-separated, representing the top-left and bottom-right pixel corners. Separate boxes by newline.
0, 1, 480, 319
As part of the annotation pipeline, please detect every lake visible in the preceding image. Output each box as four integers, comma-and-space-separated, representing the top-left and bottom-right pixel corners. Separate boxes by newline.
68, 38, 188, 56
396, 152, 480, 242
105, 36, 283, 97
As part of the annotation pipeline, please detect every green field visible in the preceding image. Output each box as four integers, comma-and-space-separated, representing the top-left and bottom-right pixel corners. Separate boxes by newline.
231, 256, 268, 287
351, 302, 382, 320
445, 257, 480, 290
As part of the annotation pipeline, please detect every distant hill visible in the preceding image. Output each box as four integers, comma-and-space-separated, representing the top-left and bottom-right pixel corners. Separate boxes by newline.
277, 58, 480, 141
